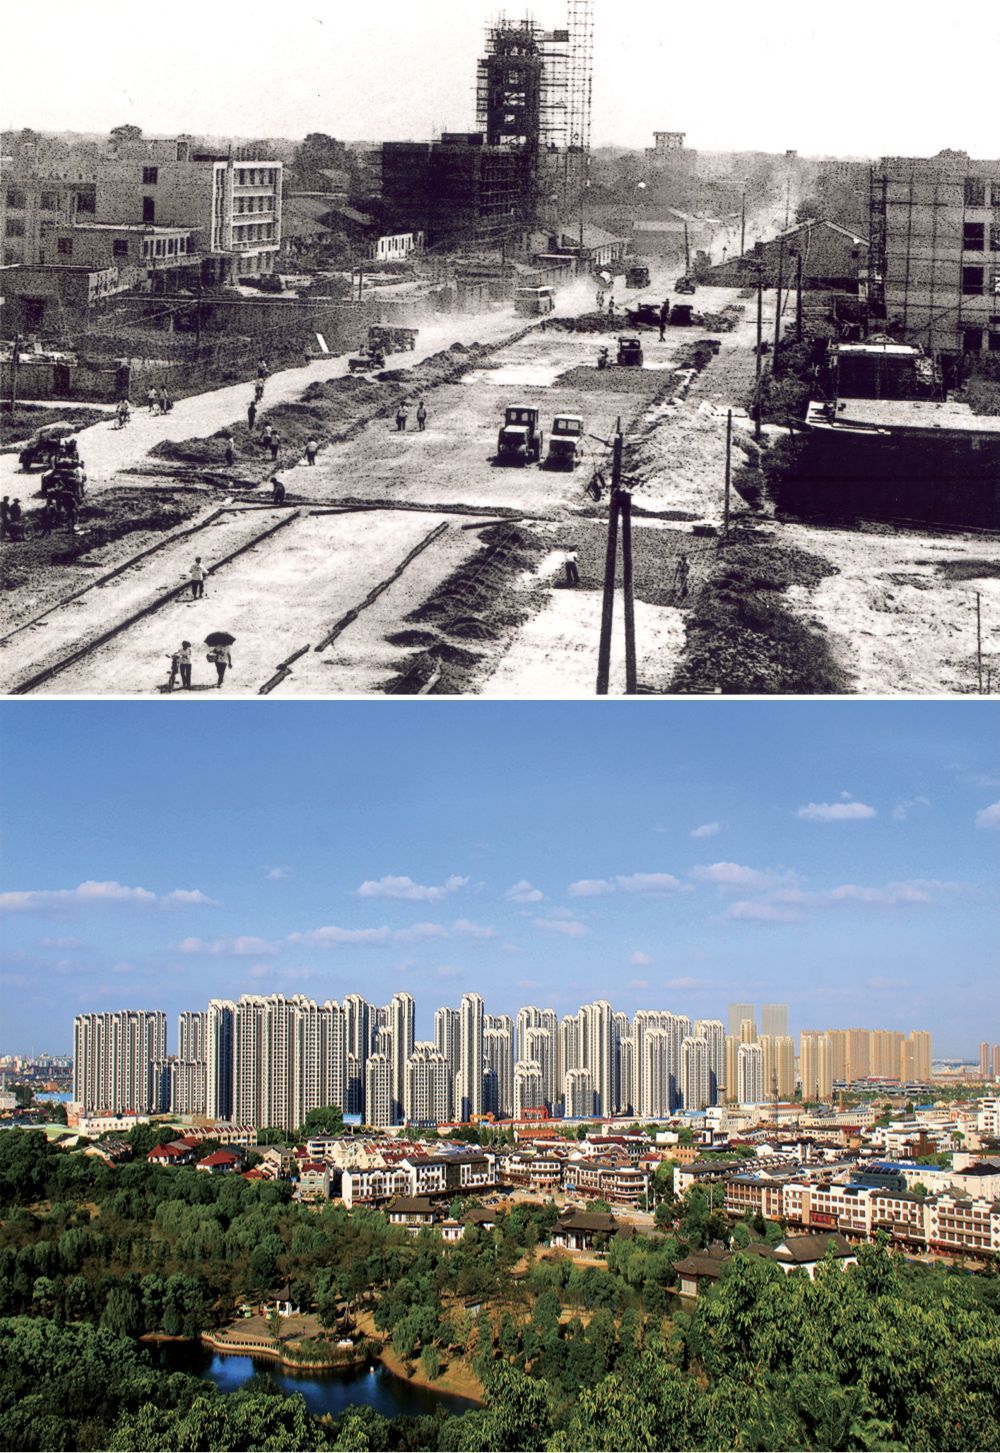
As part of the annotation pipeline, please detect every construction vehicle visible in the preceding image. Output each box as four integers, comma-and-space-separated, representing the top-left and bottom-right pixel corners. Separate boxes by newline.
497, 404, 543, 464
368, 324, 418, 353
347, 343, 386, 373
18, 422, 78, 471
617, 334, 644, 367
625, 301, 662, 329
545, 415, 584, 469
514, 286, 556, 316
626, 265, 650, 289
675, 276, 697, 294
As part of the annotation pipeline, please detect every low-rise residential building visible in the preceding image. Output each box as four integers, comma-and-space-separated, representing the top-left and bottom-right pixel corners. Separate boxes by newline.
196, 1149, 240, 1174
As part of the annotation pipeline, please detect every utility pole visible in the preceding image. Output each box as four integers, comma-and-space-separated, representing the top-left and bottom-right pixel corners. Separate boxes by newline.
683, 221, 690, 276
773, 238, 785, 375
795, 250, 803, 344
740, 186, 746, 257
723, 409, 733, 537
754, 274, 763, 443
596, 420, 636, 695
9, 333, 20, 412
976, 592, 983, 694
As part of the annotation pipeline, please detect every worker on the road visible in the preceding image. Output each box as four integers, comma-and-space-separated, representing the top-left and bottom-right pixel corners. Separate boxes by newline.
396, 401, 409, 432
189, 556, 209, 600
0, 496, 9, 541
8, 500, 22, 536
659, 300, 670, 341
176, 641, 193, 690
259, 424, 273, 453
247, 399, 257, 430
607, 295, 616, 321
269, 428, 281, 462
416, 401, 427, 431
305, 438, 319, 465
116, 398, 131, 428
223, 434, 235, 467
257, 358, 269, 379
564, 546, 580, 587
271, 476, 286, 505
673, 553, 691, 599
596, 290, 605, 312
254, 378, 265, 403
148, 386, 159, 414
160, 387, 172, 414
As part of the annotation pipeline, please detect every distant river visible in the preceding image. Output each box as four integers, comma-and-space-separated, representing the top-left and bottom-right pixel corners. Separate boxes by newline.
156, 1342, 478, 1421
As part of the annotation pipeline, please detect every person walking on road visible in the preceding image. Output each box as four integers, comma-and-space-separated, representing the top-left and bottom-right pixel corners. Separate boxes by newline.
224, 435, 235, 467
160, 387, 172, 414
607, 295, 616, 321
271, 476, 286, 505
8, 500, 22, 537
564, 546, 580, 587
305, 437, 318, 465
177, 641, 193, 690
259, 424, 272, 453
269, 428, 280, 461
210, 645, 232, 688
0, 496, 10, 542
254, 378, 265, 403
116, 398, 131, 428
247, 399, 257, 430
395, 401, 409, 432
189, 557, 209, 599
148, 386, 159, 414
416, 401, 427, 431
257, 358, 269, 380
659, 299, 670, 341
673, 552, 691, 600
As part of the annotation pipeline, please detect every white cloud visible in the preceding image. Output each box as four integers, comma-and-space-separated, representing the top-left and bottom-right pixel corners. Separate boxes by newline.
975, 799, 1000, 829
690, 822, 721, 839
627, 977, 649, 990
0, 880, 216, 914
630, 951, 653, 966
691, 861, 787, 889
451, 918, 497, 939
392, 921, 449, 943
569, 872, 684, 897
796, 801, 876, 821
39, 936, 83, 950
725, 899, 804, 923
892, 795, 929, 822
290, 925, 392, 947
867, 974, 907, 990
505, 880, 544, 903
436, 964, 464, 979
265, 866, 290, 880
355, 874, 468, 902
665, 975, 700, 990
534, 916, 588, 938
179, 935, 280, 957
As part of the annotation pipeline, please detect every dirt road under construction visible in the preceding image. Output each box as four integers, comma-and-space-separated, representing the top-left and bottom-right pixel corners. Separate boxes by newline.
3, 268, 998, 697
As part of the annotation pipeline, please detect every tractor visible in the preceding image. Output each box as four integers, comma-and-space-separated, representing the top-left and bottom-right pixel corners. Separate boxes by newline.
545, 415, 584, 469
497, 404, 543, 465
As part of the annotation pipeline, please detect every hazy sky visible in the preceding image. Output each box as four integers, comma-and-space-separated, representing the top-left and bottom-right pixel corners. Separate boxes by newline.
1, 700, 996, 1059
2, 0, 998, 158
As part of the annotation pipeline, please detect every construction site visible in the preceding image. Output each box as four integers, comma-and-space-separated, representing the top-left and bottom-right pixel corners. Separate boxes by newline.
1, 5, 998, 698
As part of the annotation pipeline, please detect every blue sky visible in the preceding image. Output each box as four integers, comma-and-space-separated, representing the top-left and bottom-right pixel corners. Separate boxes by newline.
1, 701, 997, 1059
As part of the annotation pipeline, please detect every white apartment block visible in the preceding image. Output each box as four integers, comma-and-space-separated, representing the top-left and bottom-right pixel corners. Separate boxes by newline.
73, 1011, 166, 1115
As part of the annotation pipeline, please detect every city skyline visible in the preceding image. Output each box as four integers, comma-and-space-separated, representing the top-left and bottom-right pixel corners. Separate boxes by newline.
3, 0, 997, 158
1, 700, 997, 1057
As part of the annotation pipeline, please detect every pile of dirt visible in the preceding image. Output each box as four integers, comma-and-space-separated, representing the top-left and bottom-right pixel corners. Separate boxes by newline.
670, 537, 848, 694
0, 487, 203, 592
554, 364, 675, 393
1, 403, 108, 450
546, 312, 620, 334
386, 523, 546, 693
700, 304, 744, 333
932, 558, 1000, 582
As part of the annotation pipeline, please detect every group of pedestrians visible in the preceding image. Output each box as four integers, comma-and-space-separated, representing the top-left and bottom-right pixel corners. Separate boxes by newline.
166, 639, 232, 691
395, 399, 427, 432
146, 385, 173, 415
596, 291, 616, 320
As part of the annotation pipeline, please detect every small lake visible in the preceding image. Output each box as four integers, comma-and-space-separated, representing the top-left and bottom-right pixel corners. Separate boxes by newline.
156, 1342, 478, 1421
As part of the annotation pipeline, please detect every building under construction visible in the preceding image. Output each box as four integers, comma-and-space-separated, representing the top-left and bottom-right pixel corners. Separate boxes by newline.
380, 2, 593, 251
868, 151, 1000, 363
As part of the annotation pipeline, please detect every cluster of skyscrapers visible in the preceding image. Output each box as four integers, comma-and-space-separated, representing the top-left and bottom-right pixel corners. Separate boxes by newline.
72, 996, 933, 1130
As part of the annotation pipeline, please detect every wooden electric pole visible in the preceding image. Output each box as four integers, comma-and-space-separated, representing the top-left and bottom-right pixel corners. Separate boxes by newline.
795, 251, 803, 343
773, 238, 785, 374
723, 409, 733, 537
596, 421, 636, 696
976, 591, 983, 694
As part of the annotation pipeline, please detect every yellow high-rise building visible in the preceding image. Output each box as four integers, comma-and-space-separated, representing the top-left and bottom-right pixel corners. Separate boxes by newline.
761, 1034, 796, 1100
799, 1030, 833, 1102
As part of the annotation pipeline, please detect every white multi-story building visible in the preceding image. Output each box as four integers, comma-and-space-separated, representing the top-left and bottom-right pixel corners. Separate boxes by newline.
484, 1015, 514, 1119
525, 1024, 557, 1112
638, 1026, 673, 1119
564, 1067, 594, 1119
514, 1059, 544, 1119
73, 1010, 167, 1115
681, 1035, 710, 1112
694, 1018, 726, 1104
458, 992, 484, 1121
737, 1041, 765, 1105
389, 992, 415, 1126
404, 1043, 450, 1125
365, 1053, 393, 1130
434, 1006, 460, 1120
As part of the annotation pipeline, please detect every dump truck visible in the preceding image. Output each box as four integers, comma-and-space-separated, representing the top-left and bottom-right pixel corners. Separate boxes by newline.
625, 302, 662, 329
497, 404, 543, 464
626, 265, 650, 289
545, 414, 584, 469
18, 422, 78, 471
617, 334, 644, 366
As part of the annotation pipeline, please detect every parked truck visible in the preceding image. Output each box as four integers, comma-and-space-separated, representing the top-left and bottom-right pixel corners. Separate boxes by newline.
545, 415, 584, 469
497, 405, 543, 464
626, 265, 650, 289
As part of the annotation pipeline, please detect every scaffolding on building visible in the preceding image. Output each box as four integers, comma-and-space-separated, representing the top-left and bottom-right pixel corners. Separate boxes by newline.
475, 2, 593, 155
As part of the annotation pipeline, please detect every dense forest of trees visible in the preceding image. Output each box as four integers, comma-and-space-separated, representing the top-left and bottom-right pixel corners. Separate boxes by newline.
1, 1129, 998, 1451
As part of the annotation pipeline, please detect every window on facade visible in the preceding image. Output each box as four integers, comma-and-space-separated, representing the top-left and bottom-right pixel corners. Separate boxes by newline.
6, 189, 25, 209
57, 236, 72, 256
113, 239, 129, 258
965, 178, 986, 207
962, 267, 984, 296
40, 192, 59, 211
989, 332, 1000, 352
962, 328, 983, 353
963, 222, 985, 251
142, 196, 155, 223
74, 190, 96, 214
991, 225, 1000, 252
142, 167, 159, 185
5, 218, 25, 237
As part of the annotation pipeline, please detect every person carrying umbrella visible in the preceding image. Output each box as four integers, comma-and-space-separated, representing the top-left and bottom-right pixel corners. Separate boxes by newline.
205, 632, 235, 688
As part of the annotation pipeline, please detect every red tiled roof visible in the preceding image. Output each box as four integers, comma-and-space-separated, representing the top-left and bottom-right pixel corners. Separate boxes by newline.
198, 1149, 238, 1166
